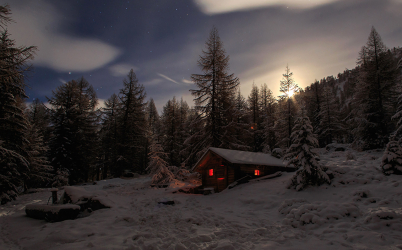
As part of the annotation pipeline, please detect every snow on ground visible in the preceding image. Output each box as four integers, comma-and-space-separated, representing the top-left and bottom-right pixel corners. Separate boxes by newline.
1, 146, 402, 250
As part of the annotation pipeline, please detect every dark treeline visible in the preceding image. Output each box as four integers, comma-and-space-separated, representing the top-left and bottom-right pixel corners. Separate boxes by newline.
1, 3, 402, 203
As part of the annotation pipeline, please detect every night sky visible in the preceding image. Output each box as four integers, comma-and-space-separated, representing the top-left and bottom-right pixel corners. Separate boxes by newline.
6, 0, 402, 111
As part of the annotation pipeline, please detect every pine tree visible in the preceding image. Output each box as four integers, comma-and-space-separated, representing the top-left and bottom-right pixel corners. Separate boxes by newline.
188, 27, 240, 157
0, 4, 36, 203
147, 143, 174, 185
285, 110, 330, 191
116, 69, 147, 176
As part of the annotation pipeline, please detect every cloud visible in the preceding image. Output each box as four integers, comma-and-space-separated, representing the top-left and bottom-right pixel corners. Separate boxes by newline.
157, 73, 180, 84
109, 64, 139, 77
8, 0, 121, 72
182, 79, 193, 84
193, 0, 340, 14
58, 78, 67, 84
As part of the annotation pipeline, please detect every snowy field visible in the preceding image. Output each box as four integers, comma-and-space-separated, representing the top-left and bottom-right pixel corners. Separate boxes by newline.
1, 146, 402, 250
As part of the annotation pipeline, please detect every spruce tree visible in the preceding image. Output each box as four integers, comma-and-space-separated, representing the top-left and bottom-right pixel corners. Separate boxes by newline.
188, 27, 240, 157
381, 139, 402, 175
147, 143, 174, 185
285, 110, 330, 191
381, 93, 402, 175
0, 4, 36, 203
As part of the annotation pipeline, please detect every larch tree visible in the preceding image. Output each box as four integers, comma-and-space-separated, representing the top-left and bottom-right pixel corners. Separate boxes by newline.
161, 97, 181, 167
188, 27, 240, 158
25, 100, 53, 189
146, 98, 161, 142
232, 89, 250, 151
248, 83, 263, 152
260, 84, 277, 153
350, 27, 400, 150
176, 98, 190, 165
274, 65, 300, 148
317, 86, 343, 145
285, 109, 330, 191
0, 4, 36, 204
47, 78, 98, 185
116, 69, 147, 176
303, 80, 322, 143
100, 93, 121, 178
181, 107, 205, 168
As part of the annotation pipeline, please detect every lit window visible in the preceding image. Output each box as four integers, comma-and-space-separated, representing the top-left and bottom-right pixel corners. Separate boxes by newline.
209, 169, 214, 176
255, 170, 260, 176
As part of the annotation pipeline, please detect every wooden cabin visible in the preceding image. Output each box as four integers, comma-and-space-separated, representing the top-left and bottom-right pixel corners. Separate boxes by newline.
192, 147, 294, 193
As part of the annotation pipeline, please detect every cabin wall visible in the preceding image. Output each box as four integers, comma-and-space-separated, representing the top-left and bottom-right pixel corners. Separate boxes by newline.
235, 164, 291, 179
194, 152, 236, 192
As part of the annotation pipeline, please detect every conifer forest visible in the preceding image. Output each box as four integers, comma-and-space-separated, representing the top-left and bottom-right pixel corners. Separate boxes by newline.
1, 3, 402, 206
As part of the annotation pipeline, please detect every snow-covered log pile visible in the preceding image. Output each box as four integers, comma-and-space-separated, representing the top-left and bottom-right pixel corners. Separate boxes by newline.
61, 186, 112, 211
25, 186, 112, 222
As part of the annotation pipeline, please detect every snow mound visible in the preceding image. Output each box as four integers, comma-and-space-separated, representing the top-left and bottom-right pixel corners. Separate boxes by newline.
364, 207, 402, 231
279, 199, 360, 228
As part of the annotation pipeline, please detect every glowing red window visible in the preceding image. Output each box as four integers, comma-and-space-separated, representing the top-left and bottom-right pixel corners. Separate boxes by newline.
255, 170, 260, 176
209, 169, 214, 176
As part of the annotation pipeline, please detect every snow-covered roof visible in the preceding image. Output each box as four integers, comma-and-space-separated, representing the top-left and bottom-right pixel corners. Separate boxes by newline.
193, 147, 284, 170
